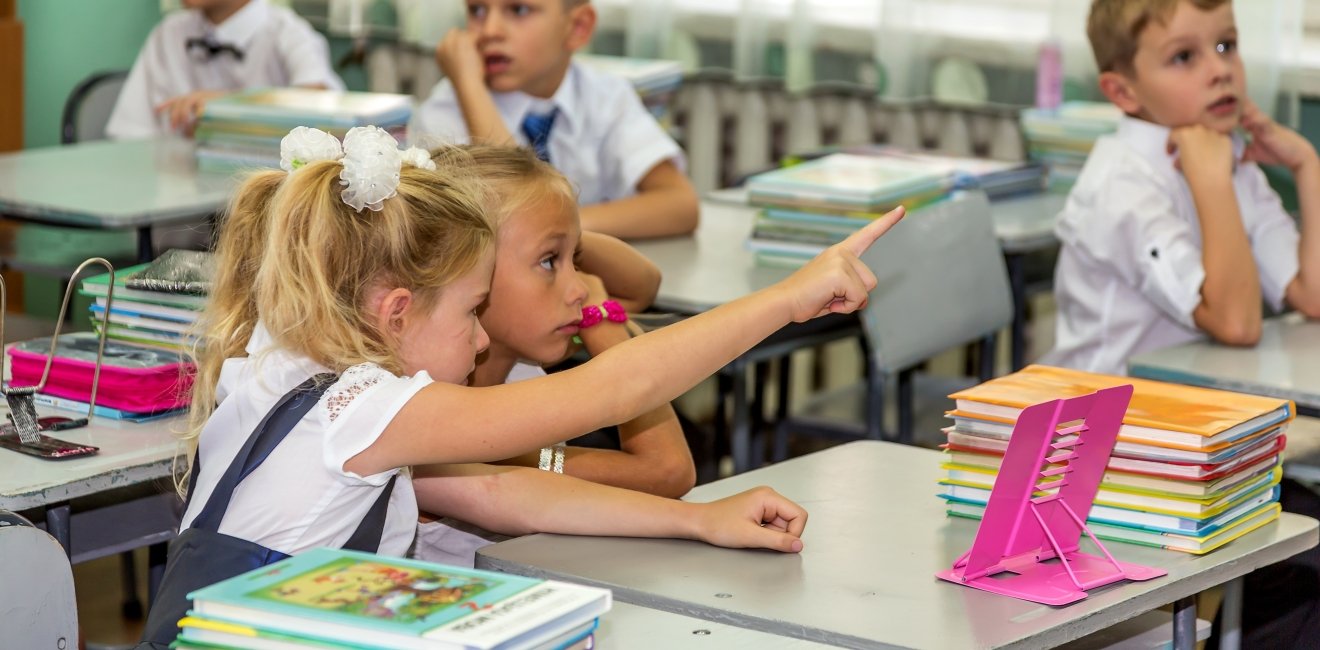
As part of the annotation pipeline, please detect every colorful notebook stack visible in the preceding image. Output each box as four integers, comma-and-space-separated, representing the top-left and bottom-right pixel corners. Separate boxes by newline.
577, 54, 683, 128
938, 365, 1292, 555
5, 332, 193, 422
171, 547, 611, 650
743, 152, 956, 267
195, 88, 413, 171
79, 249, 212, 351
1019, 101, 1121, 189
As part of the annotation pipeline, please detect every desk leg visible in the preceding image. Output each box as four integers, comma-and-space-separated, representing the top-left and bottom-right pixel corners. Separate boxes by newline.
1172, 595, 1196, 650
1006, 252, 1027, 371
137, 226, 154, 263
46, 503, 72, 557
1219, 577, 1243, 650
730, 358, 752, 474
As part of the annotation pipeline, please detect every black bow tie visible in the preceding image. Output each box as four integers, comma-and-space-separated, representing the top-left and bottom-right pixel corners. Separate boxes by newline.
186, 36, 244, 61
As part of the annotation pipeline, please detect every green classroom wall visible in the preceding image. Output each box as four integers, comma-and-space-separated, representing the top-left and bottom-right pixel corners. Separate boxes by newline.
18, 0, 161, 149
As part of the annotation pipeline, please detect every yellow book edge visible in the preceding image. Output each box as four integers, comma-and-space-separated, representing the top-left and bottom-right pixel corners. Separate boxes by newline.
945, 410, 1283, 453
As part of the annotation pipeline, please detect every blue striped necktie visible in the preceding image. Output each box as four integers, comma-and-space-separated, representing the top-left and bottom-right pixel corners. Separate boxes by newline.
520, 108, 558, 163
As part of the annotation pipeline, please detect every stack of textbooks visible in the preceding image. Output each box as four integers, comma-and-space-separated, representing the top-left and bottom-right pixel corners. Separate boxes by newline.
938, 365, 1291, 555
171, 547, 611, 650
577, 54, 683, 128
743, 153, 956, 267
1019, 101, 1121, 189
79, 249, 212, 351
195, 88, 413, 171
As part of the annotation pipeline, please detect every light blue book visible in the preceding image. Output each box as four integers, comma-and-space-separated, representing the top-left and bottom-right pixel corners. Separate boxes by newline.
187, 548, 611, 650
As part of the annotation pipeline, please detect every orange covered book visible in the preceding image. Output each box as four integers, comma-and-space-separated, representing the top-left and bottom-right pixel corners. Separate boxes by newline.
948, 365, 1294, 451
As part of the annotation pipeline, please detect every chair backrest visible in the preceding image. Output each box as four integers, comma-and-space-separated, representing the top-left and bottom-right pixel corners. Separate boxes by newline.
61, 70, 129, 144
859, 190, 1013, 373
0, 511, 78, 649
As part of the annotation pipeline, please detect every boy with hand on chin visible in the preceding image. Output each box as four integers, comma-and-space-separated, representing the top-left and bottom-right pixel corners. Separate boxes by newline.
1044, 0, 1320, 375
409, 0, 699, 240
107, 0, 343, 139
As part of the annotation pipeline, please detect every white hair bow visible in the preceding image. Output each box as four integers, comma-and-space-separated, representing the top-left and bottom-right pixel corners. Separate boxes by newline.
278, 125, 437, 213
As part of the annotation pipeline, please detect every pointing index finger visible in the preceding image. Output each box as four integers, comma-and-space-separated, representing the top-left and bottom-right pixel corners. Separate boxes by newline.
842, 205, 905, 257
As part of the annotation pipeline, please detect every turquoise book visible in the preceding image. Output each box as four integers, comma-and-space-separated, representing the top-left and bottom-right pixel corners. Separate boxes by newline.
746, 153, 953, 211
184, 548, 611, 650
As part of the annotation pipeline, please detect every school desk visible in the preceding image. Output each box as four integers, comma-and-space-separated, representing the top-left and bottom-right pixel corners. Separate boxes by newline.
0, 413, 182, 603
693, 188, 1066, 370
596, 601, 835, 649
1128, 312, 1320, 480
478, 441, 1318, 650
0, 138, 234, 263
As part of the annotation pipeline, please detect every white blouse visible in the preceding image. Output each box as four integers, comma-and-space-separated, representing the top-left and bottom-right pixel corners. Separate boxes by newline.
180, 323, 429, 557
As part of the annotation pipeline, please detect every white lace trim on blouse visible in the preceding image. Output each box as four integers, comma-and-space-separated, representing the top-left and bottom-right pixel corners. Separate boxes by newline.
323, 363, 394, 422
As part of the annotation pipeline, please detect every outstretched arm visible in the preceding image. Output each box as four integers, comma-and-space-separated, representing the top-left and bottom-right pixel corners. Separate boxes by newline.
349, 207, 904, 475
579, 161, 699, 240
413, 463, 804, 552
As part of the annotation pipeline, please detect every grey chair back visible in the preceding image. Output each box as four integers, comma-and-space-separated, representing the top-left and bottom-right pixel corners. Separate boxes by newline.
0, 511, 78, 649
61, 70, 129, 144
859, 190, 1013, 373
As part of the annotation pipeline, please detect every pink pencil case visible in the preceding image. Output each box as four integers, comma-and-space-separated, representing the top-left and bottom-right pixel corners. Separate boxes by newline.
7, 333, 194, 413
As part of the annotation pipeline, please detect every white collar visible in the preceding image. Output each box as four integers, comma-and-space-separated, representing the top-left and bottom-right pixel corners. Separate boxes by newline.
493, 61, 582, 135
1115, 114, 1246, 171
200, 0, 268, 49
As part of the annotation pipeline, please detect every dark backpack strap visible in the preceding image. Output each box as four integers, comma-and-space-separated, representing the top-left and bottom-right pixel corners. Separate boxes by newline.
189, 374, 336, 532
342, 473, 397, 552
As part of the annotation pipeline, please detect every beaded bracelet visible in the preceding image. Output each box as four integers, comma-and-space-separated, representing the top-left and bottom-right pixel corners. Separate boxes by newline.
580, 300, 628, 329
538, 443, 566, 473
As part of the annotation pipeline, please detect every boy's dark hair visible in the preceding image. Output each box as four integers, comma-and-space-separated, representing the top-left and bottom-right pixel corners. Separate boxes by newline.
1087, 0, 1230, 74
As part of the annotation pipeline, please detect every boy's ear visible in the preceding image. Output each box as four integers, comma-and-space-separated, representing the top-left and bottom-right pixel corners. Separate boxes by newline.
1098, 70, 1142, 115
564, 3, 596, 52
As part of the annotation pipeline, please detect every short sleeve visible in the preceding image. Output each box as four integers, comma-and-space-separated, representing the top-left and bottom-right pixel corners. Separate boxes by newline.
318, 363, 434, 485
409, 80, 473, 146
599, 81, 684, 200
1241, 164, 1300, 312
275, 13, 345, 90
106, 28, 166, 139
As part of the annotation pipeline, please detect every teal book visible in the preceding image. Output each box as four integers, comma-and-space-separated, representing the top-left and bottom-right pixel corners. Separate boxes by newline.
186, 548, 611, 650
746, 153, 953, 210
200, 88, 412, 129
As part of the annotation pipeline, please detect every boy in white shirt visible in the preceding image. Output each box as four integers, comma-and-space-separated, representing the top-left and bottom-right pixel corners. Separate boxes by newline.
1044, 0, 1320, 375
409, 0, 698, 240
106, 0, 343, 139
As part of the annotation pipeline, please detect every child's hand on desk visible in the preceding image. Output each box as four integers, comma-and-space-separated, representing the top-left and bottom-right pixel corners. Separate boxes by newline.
691, 486, 808, 553
437, 28, 485, 90
775, 206, 905, 323
1240, 98, 1320, 173
156, 90, 226, 136
1167, 125, 1234, 182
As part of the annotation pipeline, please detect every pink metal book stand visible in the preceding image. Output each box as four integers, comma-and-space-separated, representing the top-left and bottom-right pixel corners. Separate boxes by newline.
936, 385, 1166, 605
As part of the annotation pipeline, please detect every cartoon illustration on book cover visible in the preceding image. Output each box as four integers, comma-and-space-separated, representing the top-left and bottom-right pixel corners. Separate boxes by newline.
250, 558, 497, 623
